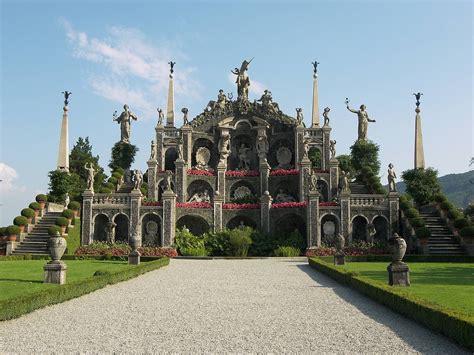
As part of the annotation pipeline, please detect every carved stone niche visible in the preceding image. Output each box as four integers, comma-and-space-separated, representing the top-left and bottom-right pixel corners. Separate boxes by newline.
322, 221, 336, 244
233, 186, 252, 199
192, 138, 216, 169
276, 146, 293, 169
187, 180, 213, 203
141, 213, 161, 247
194, 147, 211, 170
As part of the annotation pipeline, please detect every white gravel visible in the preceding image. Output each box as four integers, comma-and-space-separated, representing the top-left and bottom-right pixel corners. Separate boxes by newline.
0, 258, 467, 353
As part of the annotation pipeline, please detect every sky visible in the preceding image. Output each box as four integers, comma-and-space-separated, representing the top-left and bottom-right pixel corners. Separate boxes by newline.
0, 0, 472, 226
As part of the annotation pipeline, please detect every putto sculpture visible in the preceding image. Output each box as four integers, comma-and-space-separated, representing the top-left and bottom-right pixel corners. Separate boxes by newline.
323, 107, 330, 126
329, 140, 337, 159
133, 170, 143, 191
345, 98, 375, 142
114, 104, 138, 144
182, 107, 189, 126
296, 108, 304, 126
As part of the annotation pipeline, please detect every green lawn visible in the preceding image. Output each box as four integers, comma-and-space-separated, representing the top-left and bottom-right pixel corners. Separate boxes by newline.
340, 262, 474, 316
0, 260, 133, 302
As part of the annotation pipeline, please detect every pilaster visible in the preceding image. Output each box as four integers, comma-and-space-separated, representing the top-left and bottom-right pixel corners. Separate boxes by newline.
388, 192, 400, 234
175, 159, 187, 202
147, 159, 158, 200
162, 190, 176, 246
307, 190, 320, 247
329, 158, 339, 200
181, 125, 193, 170
299, 158, 311, 202
155, 125, 165, 172
217, 165, 226, 199
321, 126, 331, 171
129, 190, 142, 243
295, 126, 305, 163
81, 190, 94, 245
340, 191, 351, 244
213, 191, 224, 232
259, 161, 270, 196
260, 191, 272, 233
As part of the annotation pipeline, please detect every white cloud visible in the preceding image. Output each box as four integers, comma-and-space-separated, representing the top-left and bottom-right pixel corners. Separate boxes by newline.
0, 163, 25, 193
61, 19, 201, 119
227, 73, 266, 99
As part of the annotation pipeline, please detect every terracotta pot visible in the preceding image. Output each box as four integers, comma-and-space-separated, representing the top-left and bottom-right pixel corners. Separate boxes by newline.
19, 225, 25, 233
7, 235, 17, 242
39, 202, 46, 210
34, 210, 39, 217
26, 217, 32, 224
60, 226, 67, 236
73, 210, 79, 218
48, 233, 67, 261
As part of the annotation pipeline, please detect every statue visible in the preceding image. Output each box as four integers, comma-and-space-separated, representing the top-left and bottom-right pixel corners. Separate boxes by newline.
296, 108, 304, 126
177, 140, 184, 160
345, 99, 375, 142
64, 193, 70, 208
168, 61, 176, 77
329, 140, 337, 159
231, 58, 252, 100
62, 91, 72, 106
238, 221, 246, 230
335, 233, 345, 253
257, 90, 280, 114
157, 108, 164, 126
341, 170, 350, 193
367, 223, 377, 243
311, 61, 319, 78
238, 143, 251, 170
133, 170, 143, 190
256, 135, 269, 160
302, 137, 310, 159
84, 162, 95, 192
181, 107, 189, 125
323, 107, 330, 126
275, 189, 296, 203
189, 189, 211, 203
114, 104, 138, 144
105, 221, 116, 244
150, 140, 157, 160
388, 163, 397, 192
218, 134, 230, 165
413, 92, 423, 108
163, 171, 173, 192
305, 170, 319, 192
217, 89, 228, 109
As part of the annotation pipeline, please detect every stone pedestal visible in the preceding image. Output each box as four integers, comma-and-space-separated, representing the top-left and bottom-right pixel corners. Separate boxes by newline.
213, 192, 224, 232
387, 261, 410, 286
128, 250, 141, 265
259, 161, 270, 195
181, 125, 193, 169
175, 159, 186, 203
329, 158, 339, 200
299, 158, 312, 202
43, 261, 67, 284
307, 190, 320, 247
162, 189, 177, 246
388, 191, 400, 233
5, 241, 16, 255
334, 253, 345, 265
321, 126, 331, 170
81, 190, 94, 245
129, 190, 142, 243
260, 191, 272, 233
147, 159, 158, 200
339, 191, 351, 244
217, 165, 226, 197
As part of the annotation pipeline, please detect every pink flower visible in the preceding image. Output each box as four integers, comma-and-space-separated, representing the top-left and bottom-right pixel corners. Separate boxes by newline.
319, 202, 339, 207
187, 169, 216, 176
176, 202, 212, 209
272, 201, 307, 208
270, 169, 300, 176
225, 170, 259, 177
223, 203, 260, 209
143, 201, 163, 206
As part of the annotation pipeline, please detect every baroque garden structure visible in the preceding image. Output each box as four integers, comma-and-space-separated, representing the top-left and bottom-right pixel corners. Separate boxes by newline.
81, 60, 399, 250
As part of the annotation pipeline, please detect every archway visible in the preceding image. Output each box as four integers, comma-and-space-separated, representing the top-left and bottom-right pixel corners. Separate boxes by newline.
114, 214, 129, 242
372, 216, 389, 242
274, 214, 307, 250
226, 216, 258, 230
320, 214, 339, 245
141, 213, 162, 246
165, 147, 179, 171
176, 215, 210, 236
93, 214, 109, 242
352, 215, 368, 242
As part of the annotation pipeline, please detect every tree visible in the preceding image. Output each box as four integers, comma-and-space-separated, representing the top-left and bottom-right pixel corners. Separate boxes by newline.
350, 140, 380, 179
402, 168, 441, 206
69, 137, 106, 191
47, 170, 83, 202
109, 142, 138, 172
336, 154, 354, 177
308, 147, 321, 168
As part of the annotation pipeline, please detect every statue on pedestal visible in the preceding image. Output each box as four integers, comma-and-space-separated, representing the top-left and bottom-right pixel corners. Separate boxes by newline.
157, 108, 164, 126
341, 170, 351, 193
218, 134, 230, 166
150, 140, 157, 160
106, 221, 116, 244
231, 58, 252, 100
114, 104, 138, 144
345, 98, 375, 142
323, 107, 330, 126
275, 189, 296, 203
311, 61, 319, 78
238, 143, 251, 170
329, 140, 337, 159
188, 189, 211, 203
388, 163, 397, 192
257, 90, 280, 114
296, 108, 304, 126
84, 163, 95, 192
164, 171, 173, 192
133, 170, 143, 190
181, 107, 189, 125
256, 135, 269, 160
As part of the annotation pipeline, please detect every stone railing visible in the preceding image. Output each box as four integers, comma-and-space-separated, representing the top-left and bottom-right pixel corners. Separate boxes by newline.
164, 130, 181, 138
92, 194, 131, 205
350, 194, 387, 207
305, 128, 323, 138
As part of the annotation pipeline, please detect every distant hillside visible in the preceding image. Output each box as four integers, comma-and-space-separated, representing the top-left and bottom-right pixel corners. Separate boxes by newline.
395, 170, 474, 208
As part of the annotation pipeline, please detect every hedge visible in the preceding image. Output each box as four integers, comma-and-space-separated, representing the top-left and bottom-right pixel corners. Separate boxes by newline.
48, 225, 61, 236
409, 218, 425, 228
0, 257, 170, 321
0, 227, 5, 236
68, 201, 81, 211
440, 201, 454, 211
460, 226, 474, 238
108, 176, 118, 185
308, 257, 474, 350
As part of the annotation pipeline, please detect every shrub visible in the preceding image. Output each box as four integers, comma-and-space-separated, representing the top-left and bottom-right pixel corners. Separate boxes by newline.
350, 140, 381, 177
21, 208, 35, 219
277, 229, 306, 251
179, 246, 209, 256
98, 187, 112, 194
433, 193, 447, 203
112, 172, 122, 179
447, 209, 461, 220
399, 195, 407, 203
367, 175, 379, 185
453, 218, 469, 230
415, 227, 431, 239
465, 204, 474, 216
68, 201, 81, 211
399, 201, 411, 211
230, 194, 259, 204
361, 166, 373, 175
48, 225, 61, 236
13, 216, 28, 226
175, 227, 206, 254
228, 227, 253, 257
105, 182, 116, 190
35, 194, 47, 203
203, 230, 232, 256
115, 168, 125, 175
374, 185, 386, 194
62, 209, 75, 219
409, 218, 425, 228
108, 176, 118, 185
248, 230, 277, 256
5, 225, 20, 236
404, 208, 419, 219
401, 167, 441, 206
29, 202, 41, 211
0, 227, 6, 236
440, 201, 453, 211
460, 226, 474, 237
274, 246, 300, 257
109, 141, 138, 171
55, 217, 69, 227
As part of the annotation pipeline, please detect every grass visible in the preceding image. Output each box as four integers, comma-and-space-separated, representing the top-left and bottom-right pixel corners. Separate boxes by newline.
0, 260, 134, 302
338, 262, 474, 317
65, 218, 81, 254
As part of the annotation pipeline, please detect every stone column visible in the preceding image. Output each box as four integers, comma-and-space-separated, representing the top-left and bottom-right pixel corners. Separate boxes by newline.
388, 192, 400, 234
217, 166, 226, 199
260, 191, 272, 233
321, 126, 331, 171
295, 126, 305, 163
129, 190, 142, 243
162, 189, 176, 246
181, 125, 193, 170
414, 106, 425, 169
340, 191, 351, 244
299, 158, 311, 202
329, 158, 339, 200
175, 159, 187, 203
147, 159, 158, 200
259, 161, 270, 196
155, 125, 165, 172
213, 191, 224, 232
81, 190, 94, 245
307, 190, 321, 247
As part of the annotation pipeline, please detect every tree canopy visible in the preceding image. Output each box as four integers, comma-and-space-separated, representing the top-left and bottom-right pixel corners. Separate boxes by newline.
402, 167, 441, 206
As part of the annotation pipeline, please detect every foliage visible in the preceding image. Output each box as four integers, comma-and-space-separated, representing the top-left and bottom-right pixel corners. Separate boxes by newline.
228, 227, 253, 256
402, 168, 441, 206
0, 227, 5, 236
203, 230, 232, 256
350, 140, 380, 178
460, 226, 474, 237
399, 201, 411, 211
66, 219, 81, 254
108, 176, 118, 185
272, 202, 307, 208
230, 194, 259, 204
13, 216, 28, 227
274, 246, 300, 257
62, 209, 75, 219
20, 208, 35, 219
225, 170, 259, 177
305, 241, 390, 256
404, 208, 419, 219
68, 201, 81, 211
465, 204, 474, 216
48, 225, 61, 236
74, 242, 177, 257
112, 171, 123, 179
433, 193, 447, 203
47, 170, 83, 203
176, 202, 212, 209
409, 218, 425, 228
175, 227, 206, 254
222, 203, 260, 209
28, 202, 41, 211
277, 229, 306, 251
187, 169, 216, 176
415, 227, 431, 239
269, 169, 300, 176
5, 225, 20, 236
308, 147, 321, 168
55, 217, 69, 227
336, 154, 354, 177
35, 194, 47, 203
179, 246, 209, 256
247, 230, 276, 256
447, 209, 462, 220
109, 141, 138, 171
453, 218, 469, 230
98, 187, 112, 194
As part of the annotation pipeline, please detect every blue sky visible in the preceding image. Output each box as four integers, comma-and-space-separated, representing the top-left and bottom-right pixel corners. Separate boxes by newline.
0, 0, 472, 225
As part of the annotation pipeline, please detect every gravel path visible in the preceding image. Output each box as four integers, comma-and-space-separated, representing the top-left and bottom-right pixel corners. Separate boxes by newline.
0, 259, 466, 353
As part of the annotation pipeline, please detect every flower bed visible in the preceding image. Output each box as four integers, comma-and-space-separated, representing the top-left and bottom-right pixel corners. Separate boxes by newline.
75, 242, 177, 257
142, 201, 162, 206
176, 202, 212, 209
270, 169, 300, 176
319, 201, 339, 207
305, 242, 390, 256
187, 169, 216, 176
272, 201, 307, 208
223, 203, 260, 209
225, 170, 259, 177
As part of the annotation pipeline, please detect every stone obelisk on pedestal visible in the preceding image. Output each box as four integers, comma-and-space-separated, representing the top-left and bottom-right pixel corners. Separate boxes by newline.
311, 60, 320, 127
166, 61, 175, 128
57, 91, 71, 173
414, 92, 425, 169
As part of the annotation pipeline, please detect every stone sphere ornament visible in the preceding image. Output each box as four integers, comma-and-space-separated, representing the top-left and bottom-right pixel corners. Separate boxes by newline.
48, 232, 67, 262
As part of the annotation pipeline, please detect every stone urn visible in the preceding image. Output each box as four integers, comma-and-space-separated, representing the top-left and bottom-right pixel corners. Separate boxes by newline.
48, 232, 67, 262
129, 232, 141, 254
388, 233, 407, 263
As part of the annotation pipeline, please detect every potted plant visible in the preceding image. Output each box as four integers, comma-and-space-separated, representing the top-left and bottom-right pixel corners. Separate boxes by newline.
21, 208, 35, 224
36, 194, 48, 210
13, 216, 28, 233
55, 217, 69, 236
68, 201, 81, 217
29, 202, 41, 217
61, 209, 75, 226
5, 225, 21, 241
48, 225, 62, 237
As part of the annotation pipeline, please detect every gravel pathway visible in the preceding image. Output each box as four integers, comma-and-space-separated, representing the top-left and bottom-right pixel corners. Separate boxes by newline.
0, 259, 466, 353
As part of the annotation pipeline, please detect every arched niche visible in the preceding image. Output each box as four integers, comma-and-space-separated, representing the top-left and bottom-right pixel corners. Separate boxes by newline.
114, 213, 129, 242
229, 180, 257, 201
308, 146, 321, 169
93, 214, 109, 242
187, 180, 214, 203
320, 214, 340, 245
229, 122, 258, 171
273, 180, 298, 202
372, 215, 389, 242
176, 215, 210, 236
317, 178, 329, 202
268, 139, 294, 169
226, 215, 258, 230
164, 147, 179, 171
192, 138, 217, 169
352, 215, 368, 242
141, 213, 162, 247
274, 214, 306, 240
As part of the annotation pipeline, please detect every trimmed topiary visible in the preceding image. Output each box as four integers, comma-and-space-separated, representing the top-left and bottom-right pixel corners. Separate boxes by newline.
29, 202, 41, 211
108, 176, 118, 185
415, 227, 431, 239
105, 182, 115, 190
48, 225, 62, 236
112, 172, 122, 179
453, 218, 469, 230
447, 209, 461, 220
5, 225, 21, 236
368, 175, 379, 185
409, 218, 425, 228
35, 194, 47, 203
460, 226, 474, 237
404, 208, 419, 219
375, 186, 386, 194
68, 201, 81, 211
115, 168, 125, 175
62, 209, 75, 219
21, 208, 35, 219
13, 216, 28, 227
399, 201, 411, 211
0, 227, 6, 236
433, 193, 447, 203
440, 201, 453, 211
55, 217, 69, 227
99, 187, 112, 194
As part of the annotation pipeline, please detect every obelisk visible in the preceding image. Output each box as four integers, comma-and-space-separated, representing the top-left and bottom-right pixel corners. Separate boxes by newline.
166, 61, 175, 127
311, 60, 320, 127
57, 91, 71, 173
414, 92, 425, 169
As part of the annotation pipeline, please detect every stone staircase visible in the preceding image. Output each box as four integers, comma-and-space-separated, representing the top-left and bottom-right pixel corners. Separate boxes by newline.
12, 211, 63, 255
350, 182, 370, 194
116, 182, 134, 193
419, 211, 464, 256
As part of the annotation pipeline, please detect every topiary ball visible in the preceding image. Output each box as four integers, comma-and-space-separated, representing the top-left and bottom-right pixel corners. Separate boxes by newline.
48, 225, 62, 236
447, 209, 461, 220
62, 209, 75, 219
399, 201, 411, 211
440, 201, 453, 211
415, 226, 431, 239
453, 217, 469, 230
29, 202, 41, 211
409, 218, 425, 228
460, 226, 474, 237
5, 225, 21, 236
404, 208, 419, 219
433, 193, 447, 203
35, 194, 47, 203
68, 201, 81, 211
13, 216, 28, 226
55, 217, 69, 227
21, 208, 35, 218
